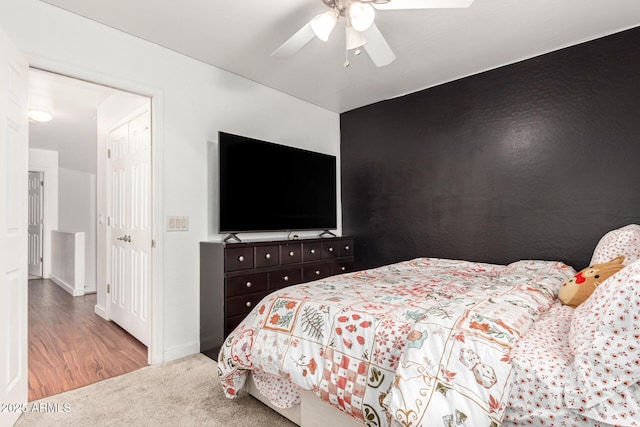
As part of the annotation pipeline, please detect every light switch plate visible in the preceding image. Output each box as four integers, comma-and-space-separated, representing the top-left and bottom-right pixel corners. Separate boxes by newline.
167, 216, 189, 231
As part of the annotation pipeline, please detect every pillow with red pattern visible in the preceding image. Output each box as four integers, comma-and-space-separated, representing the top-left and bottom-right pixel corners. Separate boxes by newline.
565, 258, 640, 419
590, 224, 640, 266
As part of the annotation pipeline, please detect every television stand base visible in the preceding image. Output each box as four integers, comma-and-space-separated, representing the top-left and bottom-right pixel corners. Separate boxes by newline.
319, 230, 337, 238
223, 233, 241, 243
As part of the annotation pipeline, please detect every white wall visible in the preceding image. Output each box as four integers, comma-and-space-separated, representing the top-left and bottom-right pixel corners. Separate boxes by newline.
28, 148, 59, 279
59, 167, 96, 293
0, 0, 340, 363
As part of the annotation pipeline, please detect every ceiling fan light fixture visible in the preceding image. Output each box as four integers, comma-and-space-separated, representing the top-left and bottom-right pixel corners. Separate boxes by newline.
310, 10, 338, 41
348, 2, 375, 32
346, 25, 366, 50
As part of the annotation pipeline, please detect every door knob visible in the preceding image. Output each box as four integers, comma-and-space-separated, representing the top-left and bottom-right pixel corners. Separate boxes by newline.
117, 236, 127, 241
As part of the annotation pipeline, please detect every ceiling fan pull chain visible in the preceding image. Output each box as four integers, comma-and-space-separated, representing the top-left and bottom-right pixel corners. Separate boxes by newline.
344, 47, 350, 67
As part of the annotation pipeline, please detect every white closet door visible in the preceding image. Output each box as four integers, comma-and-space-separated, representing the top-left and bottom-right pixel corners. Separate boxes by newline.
0, 25, 28, 427
126, 111, 151, 346
108, 122, 130, 332
107, 110, 151, 346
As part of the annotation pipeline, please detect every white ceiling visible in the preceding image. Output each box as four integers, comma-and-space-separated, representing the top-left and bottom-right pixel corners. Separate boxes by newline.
28, 68, 143, 175
29, 69, 113, 174
39, 0, 640, 114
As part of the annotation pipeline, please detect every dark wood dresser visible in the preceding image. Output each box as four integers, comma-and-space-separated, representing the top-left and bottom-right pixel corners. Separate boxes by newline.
200, 236, 354, 354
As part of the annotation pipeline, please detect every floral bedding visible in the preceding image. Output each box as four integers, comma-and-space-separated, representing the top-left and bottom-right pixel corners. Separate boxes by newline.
503, 301, 630, 427
218, 257, 575, 426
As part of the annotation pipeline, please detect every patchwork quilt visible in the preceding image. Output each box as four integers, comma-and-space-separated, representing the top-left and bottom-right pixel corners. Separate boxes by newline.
218, 257, 575, 426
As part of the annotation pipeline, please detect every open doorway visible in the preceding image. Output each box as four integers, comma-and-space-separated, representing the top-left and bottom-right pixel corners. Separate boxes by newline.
27, 68, 152, 400
28, 171, 44, 279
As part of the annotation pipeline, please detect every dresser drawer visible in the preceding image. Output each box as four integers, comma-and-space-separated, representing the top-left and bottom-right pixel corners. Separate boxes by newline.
303, 263, 333, 282
225, 247, 254, 271
225, 273, 268, 297
340, 240, 354, 257
333, 261, 354, 275
226, 291, 269, 317
321, 241, 340, 259
255, 245, 279, 268
280, 242, 302, 265
302, 242, 322, 261
269, 268, 302, 290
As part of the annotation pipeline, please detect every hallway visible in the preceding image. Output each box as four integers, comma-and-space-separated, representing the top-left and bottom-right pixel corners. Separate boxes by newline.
28, 279, 148, 401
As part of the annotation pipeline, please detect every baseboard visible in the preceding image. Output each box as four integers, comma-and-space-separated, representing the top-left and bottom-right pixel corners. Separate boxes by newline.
51, 276, 86, 297
163, 340, 200, 363
94, 304, 107, 319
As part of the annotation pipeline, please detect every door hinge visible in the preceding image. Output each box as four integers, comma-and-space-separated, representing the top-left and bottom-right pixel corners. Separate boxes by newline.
107, 283, 111, 294
152, 239, 156, 248
40, 180, 44, 186
40, 257, 43, 262
107, 148, 111, 159
107, 216, 111, 226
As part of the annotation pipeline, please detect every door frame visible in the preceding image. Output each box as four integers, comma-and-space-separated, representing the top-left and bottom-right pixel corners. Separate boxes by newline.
28, 59, 165, 365
27, 161, 57, 280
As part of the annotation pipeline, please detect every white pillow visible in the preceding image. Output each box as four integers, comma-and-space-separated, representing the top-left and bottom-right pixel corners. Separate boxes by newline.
590, 224, 640, 266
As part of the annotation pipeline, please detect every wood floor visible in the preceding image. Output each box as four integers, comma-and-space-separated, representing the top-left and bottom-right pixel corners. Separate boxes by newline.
28, 278, 148, 401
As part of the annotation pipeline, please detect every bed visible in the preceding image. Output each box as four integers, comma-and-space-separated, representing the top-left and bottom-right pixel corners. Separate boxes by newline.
217, 224, 640, 427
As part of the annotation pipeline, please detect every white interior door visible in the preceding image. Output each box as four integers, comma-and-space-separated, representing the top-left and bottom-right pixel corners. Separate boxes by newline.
27, 171, 43, 277
0, 26, 28, 427
107, 109, 151, 346
108, 122, 129, 330
126, 111, 151, 345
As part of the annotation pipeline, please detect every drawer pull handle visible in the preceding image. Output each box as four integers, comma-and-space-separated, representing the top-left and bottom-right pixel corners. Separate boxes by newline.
245, 281, 252, 288
289, 251, 295, 257
245, 301, 252, 308
265, 253, 271, 259
315, 270, 320, 275
238, 255, 245, 262
345, 245, 350, 251
310, 249, 316, 254
283, 275, 289, 282
328, 247, 334, 252
341, 266, 346, 271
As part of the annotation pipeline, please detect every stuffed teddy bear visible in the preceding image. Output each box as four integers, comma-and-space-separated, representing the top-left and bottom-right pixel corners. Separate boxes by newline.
558, 255, 625, 308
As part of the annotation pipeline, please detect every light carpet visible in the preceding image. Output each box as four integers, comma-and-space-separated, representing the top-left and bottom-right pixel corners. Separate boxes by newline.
16, 353, 296, 427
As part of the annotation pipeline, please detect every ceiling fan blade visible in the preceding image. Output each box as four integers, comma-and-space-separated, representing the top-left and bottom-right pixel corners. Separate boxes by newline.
362, 23, 396, 67
271, 21, 316, 58
373, 0, 474, 10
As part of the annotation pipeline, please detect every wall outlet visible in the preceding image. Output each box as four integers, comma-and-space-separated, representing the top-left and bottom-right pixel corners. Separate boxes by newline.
167, 216, 189, 232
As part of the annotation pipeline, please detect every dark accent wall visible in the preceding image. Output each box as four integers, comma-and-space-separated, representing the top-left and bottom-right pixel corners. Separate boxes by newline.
341, 26, 640, 271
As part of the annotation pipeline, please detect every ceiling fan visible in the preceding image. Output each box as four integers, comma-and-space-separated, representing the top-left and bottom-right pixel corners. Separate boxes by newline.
272, 0, 474, 67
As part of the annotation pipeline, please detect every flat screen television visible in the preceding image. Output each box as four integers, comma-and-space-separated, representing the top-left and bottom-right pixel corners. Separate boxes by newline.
218, 132, 337, 234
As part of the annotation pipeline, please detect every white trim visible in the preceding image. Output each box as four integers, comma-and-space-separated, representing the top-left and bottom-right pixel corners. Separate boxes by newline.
94, 304, 106, 319
162, 340, 200, 363
50, 276, 86, 297
150, 92, 164, 365
26, 56, 165, 366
